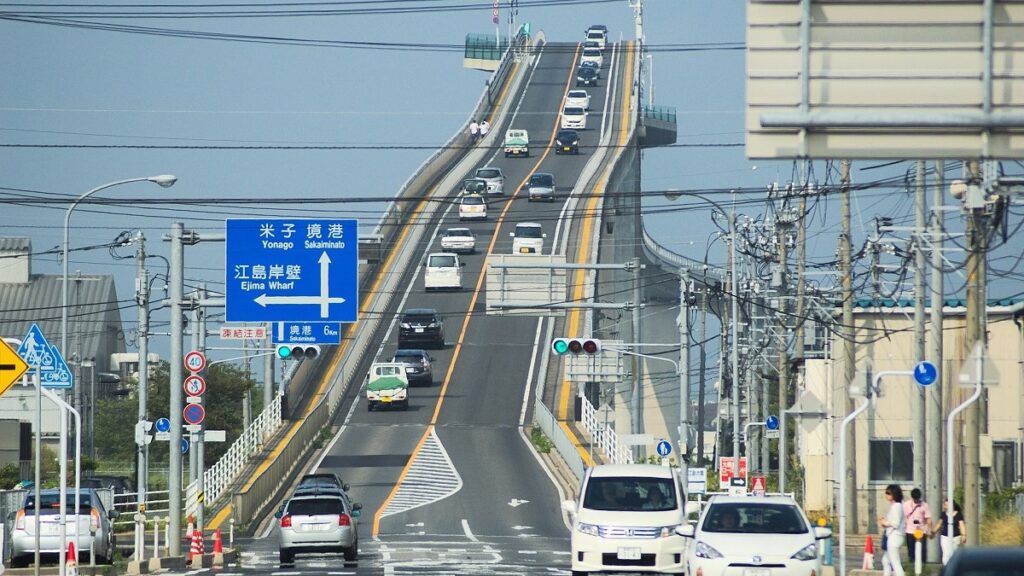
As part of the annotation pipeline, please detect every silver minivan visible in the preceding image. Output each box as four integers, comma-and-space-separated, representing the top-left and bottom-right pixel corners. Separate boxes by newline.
474, 166, 505, 195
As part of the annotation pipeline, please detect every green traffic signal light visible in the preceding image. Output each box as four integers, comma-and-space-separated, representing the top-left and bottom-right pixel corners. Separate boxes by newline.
277, 345, 293, 359
552, 339, 570, 355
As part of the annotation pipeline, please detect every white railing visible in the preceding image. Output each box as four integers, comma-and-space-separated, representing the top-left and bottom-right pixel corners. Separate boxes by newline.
579, 394, 633, 465
186, 392, 282, 513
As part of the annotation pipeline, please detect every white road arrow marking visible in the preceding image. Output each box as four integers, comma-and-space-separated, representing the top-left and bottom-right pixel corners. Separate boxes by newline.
405, 522, 425, 527
511, 525, 533, 531
508, 498, 530, 507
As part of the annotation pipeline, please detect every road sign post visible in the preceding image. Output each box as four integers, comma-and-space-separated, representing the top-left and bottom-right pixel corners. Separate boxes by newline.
225, 219, 360, 322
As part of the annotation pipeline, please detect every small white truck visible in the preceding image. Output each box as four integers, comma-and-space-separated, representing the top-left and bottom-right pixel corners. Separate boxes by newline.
503, 129, 530, 157
366, 362, 409, 411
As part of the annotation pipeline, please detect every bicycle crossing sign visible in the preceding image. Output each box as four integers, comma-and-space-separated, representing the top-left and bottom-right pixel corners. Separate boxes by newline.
17, 324, 73, 389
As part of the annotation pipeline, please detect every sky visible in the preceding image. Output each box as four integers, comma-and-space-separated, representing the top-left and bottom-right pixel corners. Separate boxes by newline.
1, 0, 1022, 368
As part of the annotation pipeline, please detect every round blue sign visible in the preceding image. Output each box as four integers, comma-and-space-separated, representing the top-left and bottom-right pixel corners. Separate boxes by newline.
181, 439, 189, 454
656, 440, 672, 457
913, 361, 938, 386
765, 415, 780, 430
155, 418, 171, 433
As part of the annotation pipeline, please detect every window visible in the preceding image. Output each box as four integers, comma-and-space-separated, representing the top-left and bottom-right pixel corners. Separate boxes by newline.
992, 441, 1018, 489
870, 439, 913, 482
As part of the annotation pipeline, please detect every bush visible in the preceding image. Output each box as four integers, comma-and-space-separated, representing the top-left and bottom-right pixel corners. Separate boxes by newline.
530, 426, 553, 454
0, 463, 21, 489
981, 515, 1024, 545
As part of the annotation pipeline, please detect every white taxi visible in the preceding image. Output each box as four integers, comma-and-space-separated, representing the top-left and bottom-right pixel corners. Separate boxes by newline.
680, 495, 832, 576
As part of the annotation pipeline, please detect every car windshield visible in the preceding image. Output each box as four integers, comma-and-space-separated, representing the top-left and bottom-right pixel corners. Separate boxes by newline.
583, 477, 677, 512
530, 174, 554, 187
463, 180, 486, 192
702, 502, 809, 534
564, 107, 584, 116
516, 226, 543, 239
583, 49, 601, 57
287, 498, 345, 517
429, 255, 457, 267
476, 169, 500, 179
24, 493, 94, 514
393, 352, 425, 364
462, 195, 484, 205
588, 31, 604, 39
446, 229, 471, 237
569, 91, 587, 98
558, 131, 578, 141
404, 314, 436, 324
300, 475, 340, 488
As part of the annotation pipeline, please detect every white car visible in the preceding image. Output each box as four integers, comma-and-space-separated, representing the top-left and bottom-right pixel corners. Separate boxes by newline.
440, 228, 476, 254
585, 29, 607, 50
561, 106, 587, 130
510, 222, 545, 254
680, 495, 832, 576
563, 464, 692, 575
458, 194, 487, 220
581, 47, 603, 68
423, 252, 463, 291
566, 89, 591, 110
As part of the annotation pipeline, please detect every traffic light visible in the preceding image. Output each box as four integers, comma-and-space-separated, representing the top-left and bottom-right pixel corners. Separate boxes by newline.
551, 337, 602, 355
276, 344, 321, 360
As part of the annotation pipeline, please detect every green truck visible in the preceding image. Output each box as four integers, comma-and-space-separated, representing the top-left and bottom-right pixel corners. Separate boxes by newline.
503, 129, 530, 157
366, 362, 409, 411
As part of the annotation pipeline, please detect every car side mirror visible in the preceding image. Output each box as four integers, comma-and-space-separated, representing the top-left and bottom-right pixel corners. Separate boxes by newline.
461, 262, 466, 267
352, 508, 362, 518
814, 526, 833, 540
542, 234, 547, 238
274, 511, 282, 519
108, 509, 119, 520
561, 500, 576, 514
509, 232, 515, 237
343, 483, 350, 491
676, 524, 696, 538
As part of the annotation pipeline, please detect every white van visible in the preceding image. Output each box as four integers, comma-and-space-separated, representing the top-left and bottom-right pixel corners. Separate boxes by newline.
423, 252, 463, 291
563, 464, 695, 575
585, 29, 607, 50
510, 222, 545, 254
561, 106, 587, 130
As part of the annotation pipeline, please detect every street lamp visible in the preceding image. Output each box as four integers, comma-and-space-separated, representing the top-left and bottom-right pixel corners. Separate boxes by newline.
61, 175, 176, 411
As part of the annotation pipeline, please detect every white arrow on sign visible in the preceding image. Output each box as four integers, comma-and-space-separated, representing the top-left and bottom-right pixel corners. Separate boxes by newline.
508, 499, 530, 508
511, 525, 534, 531
252, 252, 346, 319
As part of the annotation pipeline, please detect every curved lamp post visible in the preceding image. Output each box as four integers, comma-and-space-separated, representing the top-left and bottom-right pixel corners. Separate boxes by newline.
61, 175, 177, 391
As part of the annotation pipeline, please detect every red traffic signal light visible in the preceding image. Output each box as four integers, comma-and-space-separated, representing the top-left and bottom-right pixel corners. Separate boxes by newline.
551, 338, 601, 355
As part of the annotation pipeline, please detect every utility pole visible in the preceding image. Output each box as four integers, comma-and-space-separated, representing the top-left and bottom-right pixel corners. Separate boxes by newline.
730, 209, 742, 479
264, 328, 274, 412
839, 160, 858, 530
776, 210, 791, 488
167, 222, 184, 557
134, 231, 149, 561
630, 257, 645, 460
791, 178, 808, 495
926, 160, 945, 563
913, 160, 927, 491
696, 287, 708, 467
197, 284, 208, 532
678, 270, 691, 464
963, 161, 985, 546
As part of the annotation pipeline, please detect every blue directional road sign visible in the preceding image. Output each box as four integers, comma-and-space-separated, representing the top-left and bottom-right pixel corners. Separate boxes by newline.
155, 418, 171, 433
913, 361, 938, 386
16, 323, 73, 389
225, 219, 359, 322
656, 439, 672, 457
273, 321, 343, 345
765, 415, 780, 430
181, 439, 189, 455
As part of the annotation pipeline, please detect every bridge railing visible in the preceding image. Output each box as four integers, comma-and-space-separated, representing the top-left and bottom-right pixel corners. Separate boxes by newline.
579, 395, 634, 465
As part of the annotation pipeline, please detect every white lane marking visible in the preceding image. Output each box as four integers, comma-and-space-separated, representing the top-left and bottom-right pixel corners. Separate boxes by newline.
380, 428, 463, 518
461, 518, 479, 542
518, 550, 539, 554
518, 318, 543, 427
271, 572, 301, 576
599, 41, 618, 138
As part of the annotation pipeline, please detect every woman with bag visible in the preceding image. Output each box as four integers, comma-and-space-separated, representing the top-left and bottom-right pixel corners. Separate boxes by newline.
878, 484, 906, 576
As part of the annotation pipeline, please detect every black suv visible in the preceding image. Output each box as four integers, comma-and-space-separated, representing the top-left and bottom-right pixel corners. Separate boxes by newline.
556, 129, 580, 155
298, 473, 349, 493
398, 308, 445, 349
576, 66, 598, 87
392, 349, 434, 386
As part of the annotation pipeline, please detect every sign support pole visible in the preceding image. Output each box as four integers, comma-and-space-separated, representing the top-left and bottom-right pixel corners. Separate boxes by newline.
168, 222, 184, 557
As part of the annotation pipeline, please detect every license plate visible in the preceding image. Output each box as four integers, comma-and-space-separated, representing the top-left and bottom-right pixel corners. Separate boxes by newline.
617, 547, 642, 560
563, 146, 572, 151
519, 248, 530, 253
415, 328, 424, 333
745, 569, 770, 576
42, 523, 60, 535
405, 367, 415, 373
382, 397, 392, 403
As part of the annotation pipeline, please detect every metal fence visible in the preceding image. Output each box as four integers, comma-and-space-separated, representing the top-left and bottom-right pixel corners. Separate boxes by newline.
579, 394, 634, 465
465, 33, 510, 61
641, 104, 677, 124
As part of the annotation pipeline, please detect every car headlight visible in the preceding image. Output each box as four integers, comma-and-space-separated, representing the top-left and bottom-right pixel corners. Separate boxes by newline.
659, 525, 680, 539
576, 522, 600, 537
401, 322, 411, 329
694, 541, 724, 559
572, 140, 579, 145
791, 543, 818, 561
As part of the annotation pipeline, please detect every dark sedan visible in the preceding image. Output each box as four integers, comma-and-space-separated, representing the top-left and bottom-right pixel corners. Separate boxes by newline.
576, 66, 598, 87
941, 546, 1024, 576
555, 129, 580, 155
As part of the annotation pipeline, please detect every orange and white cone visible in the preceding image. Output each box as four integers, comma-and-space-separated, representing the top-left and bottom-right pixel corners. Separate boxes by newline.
213, 529, 224, 554
67, 541, 79, 576
188, 530, 202, 565
862, 534, 875, 570
198, 529, 206, 555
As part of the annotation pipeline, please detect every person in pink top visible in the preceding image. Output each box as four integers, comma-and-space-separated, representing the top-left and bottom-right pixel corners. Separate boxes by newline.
903, 488, 932, 563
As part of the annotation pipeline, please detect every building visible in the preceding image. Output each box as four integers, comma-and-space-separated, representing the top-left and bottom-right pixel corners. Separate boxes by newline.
799, 299, 1023, 531
0, 238, 127, 452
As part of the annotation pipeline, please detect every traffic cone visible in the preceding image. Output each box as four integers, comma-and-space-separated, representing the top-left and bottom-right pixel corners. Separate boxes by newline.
67, 541, 79, 576
188, 530, 202, 565
862, 534, 875, 570
213, 529, 224, 554
198, 529, 206, 555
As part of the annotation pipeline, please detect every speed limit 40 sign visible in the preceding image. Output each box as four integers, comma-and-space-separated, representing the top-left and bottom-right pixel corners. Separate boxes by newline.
184, 350, 206, 373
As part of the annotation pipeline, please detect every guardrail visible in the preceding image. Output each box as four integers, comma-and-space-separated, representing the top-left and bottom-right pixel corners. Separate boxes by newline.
640, 222, 727, 284
227, 42, 535, 532
641, 104, 677, 124
579, 395, 634, 465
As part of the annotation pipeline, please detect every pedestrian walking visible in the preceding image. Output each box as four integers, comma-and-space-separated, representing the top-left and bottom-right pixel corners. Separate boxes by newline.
879, 484, 906, 576
932, 500, 966, 565
479, 120, 490, 139
903, 488, 932, 564
469, 119, 480, 143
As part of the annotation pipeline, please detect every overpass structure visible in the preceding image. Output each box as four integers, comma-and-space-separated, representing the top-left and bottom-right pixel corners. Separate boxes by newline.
183, 28, 712, 568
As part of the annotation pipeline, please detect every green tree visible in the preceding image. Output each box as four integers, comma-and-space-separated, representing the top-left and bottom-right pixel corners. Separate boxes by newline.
94, 360, 255, 471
